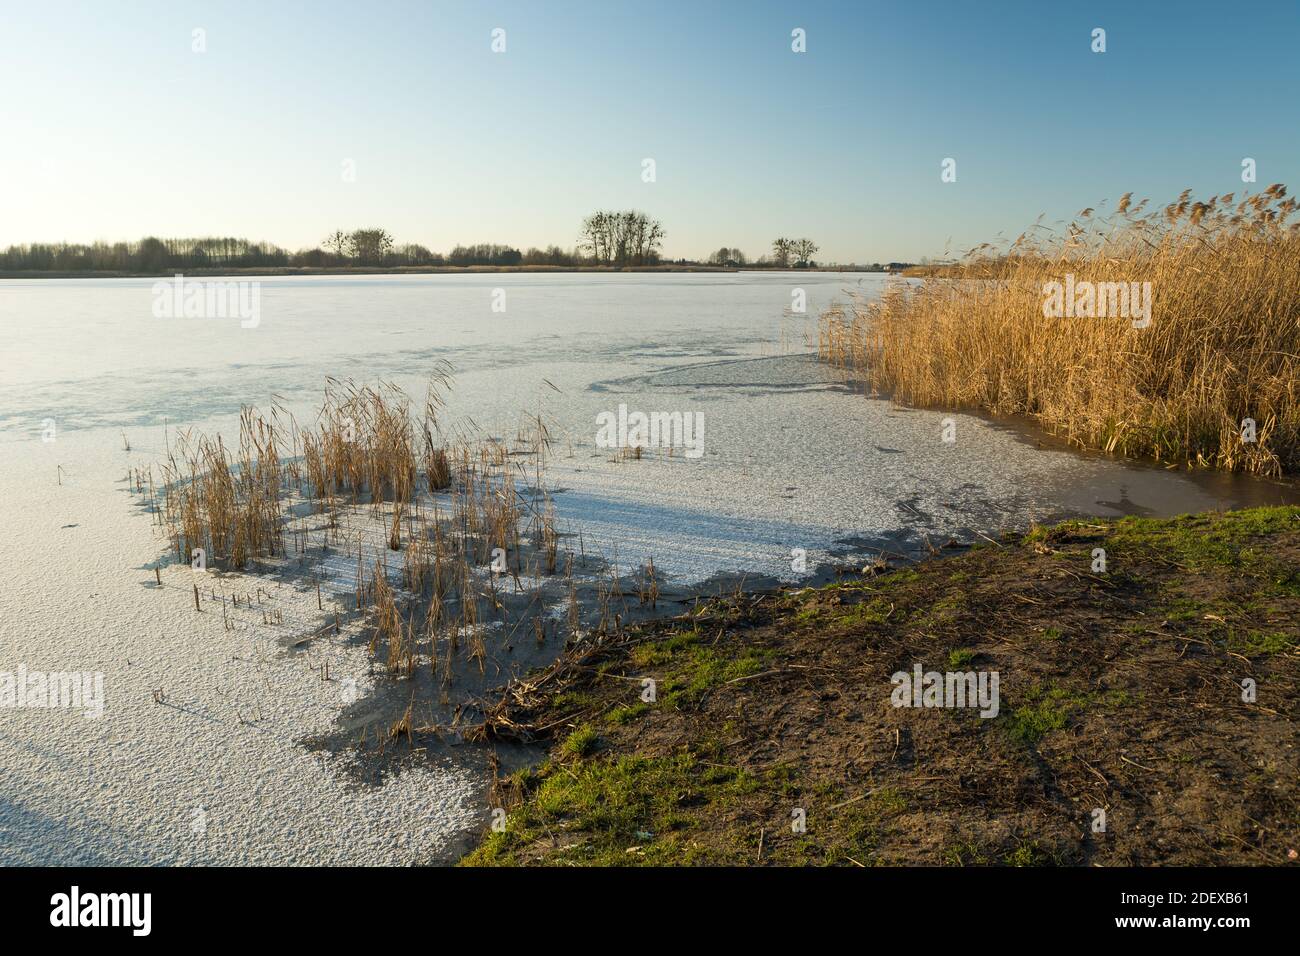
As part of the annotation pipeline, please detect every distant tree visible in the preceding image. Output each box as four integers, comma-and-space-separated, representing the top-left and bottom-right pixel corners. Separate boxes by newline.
447, 243, 522, 266
347, 228, 394, 266
579, 211, 664, 267
522, 245, 579, 266
708, 246, 748, 267
137, 237, 169, 272
771, 237, 794, 268
793, 238, 819, 267
324, 230, 349, 260
292, 247, 328, 267
396, 243, 437, 266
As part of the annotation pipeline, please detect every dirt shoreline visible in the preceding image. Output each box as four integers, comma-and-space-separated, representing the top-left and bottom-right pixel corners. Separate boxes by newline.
460, 506, 1300, 866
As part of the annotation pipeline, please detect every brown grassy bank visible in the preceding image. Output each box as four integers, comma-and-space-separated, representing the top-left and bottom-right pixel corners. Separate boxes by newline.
463, 506, 1300, 866
820, 187, 1300, 475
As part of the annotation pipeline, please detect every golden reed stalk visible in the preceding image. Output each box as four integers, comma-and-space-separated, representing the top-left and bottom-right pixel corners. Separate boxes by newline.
820, 186, 1300, 475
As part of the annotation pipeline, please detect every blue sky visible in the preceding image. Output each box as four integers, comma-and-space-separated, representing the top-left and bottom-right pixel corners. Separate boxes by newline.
1, 0, 1297, 261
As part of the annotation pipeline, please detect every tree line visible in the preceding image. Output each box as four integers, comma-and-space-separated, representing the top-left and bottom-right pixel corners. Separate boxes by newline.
0, 233, 582, 272
0, 217, 850, 273
0, 237, 292, 273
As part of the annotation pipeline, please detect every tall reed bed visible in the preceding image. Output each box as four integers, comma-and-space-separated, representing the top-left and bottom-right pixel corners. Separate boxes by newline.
820, 186, 1300, 474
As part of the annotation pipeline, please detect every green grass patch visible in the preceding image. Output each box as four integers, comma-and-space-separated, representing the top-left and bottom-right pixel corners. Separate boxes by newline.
660, 645, 774, 709
1004, 840, 1056, 866
550, 690, 600, 712
1111, 507, 1299, 571
1004, 685, 1091, 746
1229, 629, 1295, 655
562, 724, 599, 757
629, 629, 701, 668
943, 842, 991, 866
461, 747, 764, 866
845, 596, 894, 625
606, 702, 651, 725
947, 647, 976, 668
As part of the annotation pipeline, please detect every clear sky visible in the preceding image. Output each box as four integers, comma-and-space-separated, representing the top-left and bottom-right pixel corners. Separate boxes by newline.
1, 0, 1297, 262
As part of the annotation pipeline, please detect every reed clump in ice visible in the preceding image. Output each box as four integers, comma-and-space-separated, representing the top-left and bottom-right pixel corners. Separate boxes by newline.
154, 370, 619, 710
820, 186, 1300, 475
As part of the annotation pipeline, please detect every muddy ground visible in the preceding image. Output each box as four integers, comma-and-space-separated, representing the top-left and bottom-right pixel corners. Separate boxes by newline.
460, 506, 1300, 866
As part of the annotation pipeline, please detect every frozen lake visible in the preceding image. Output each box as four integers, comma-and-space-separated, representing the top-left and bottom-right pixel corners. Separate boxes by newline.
5, 271, 1293, 584
1, 271, 1296, 864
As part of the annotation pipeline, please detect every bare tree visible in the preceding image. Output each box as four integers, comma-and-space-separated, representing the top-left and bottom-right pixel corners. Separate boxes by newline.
793, 238, 819, 267
580, 211, 665, 266
324, 230, 349, 260
772, 237, 794, 268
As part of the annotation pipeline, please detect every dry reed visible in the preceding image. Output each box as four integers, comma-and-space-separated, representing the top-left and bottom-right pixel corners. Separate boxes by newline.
820, 186, 1300, 474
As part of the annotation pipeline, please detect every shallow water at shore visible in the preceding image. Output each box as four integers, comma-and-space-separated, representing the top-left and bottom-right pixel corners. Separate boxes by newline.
1, 271, 1294, 864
